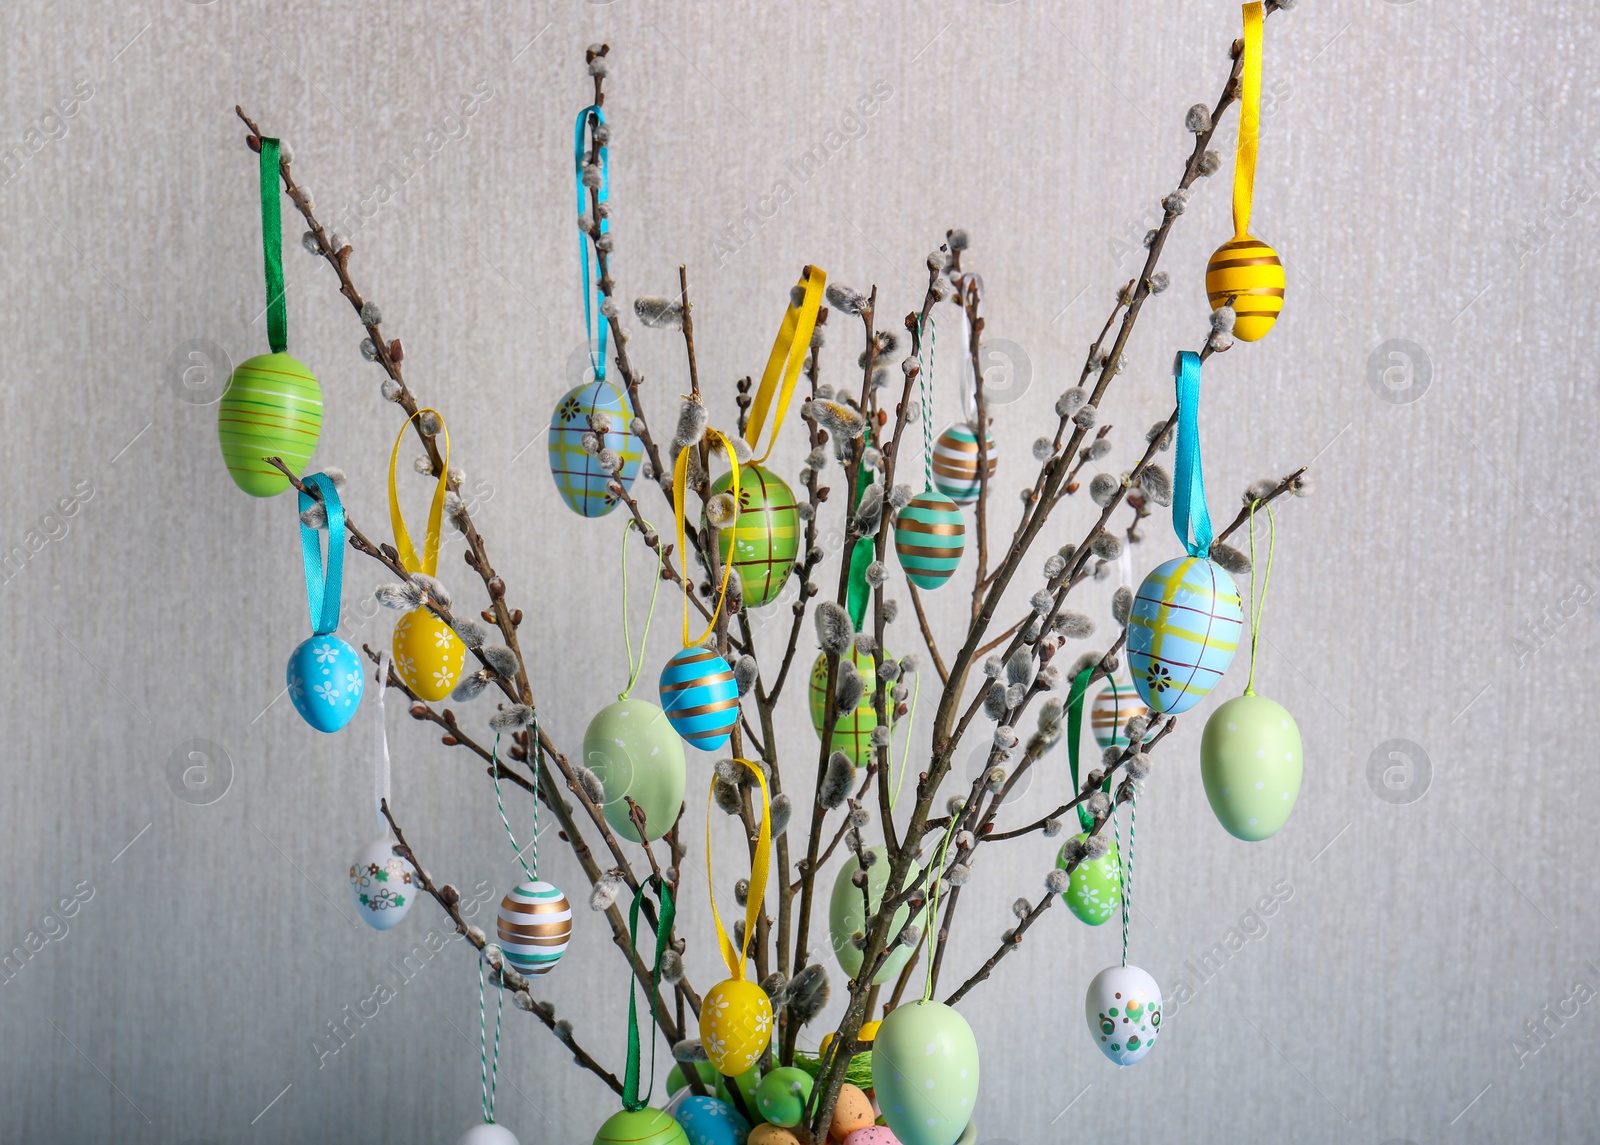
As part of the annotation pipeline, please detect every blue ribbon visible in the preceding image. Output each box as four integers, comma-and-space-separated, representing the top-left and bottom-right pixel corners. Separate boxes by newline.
575, 104, 610, 382
298, 472, 345, 636
1171, 350, 1213, 559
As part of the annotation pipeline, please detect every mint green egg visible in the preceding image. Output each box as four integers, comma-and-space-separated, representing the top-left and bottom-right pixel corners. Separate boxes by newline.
828, 846, 923, 985
754, 1066, 813, 1128
872, 1001, 979, 1145
1200, 692, 1303, 841
583, 698, 687, 842
1055, 833, 1121, 926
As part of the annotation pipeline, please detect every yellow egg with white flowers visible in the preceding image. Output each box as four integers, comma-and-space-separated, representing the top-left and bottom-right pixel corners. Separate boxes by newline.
700, 977, 772, 1076
391, 607, 467, 702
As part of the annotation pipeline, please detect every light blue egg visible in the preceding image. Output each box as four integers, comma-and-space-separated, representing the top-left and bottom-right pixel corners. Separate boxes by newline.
658, 646, 739, 752
673, 1096, 749, 1145
1126, 556, 1243, 715
287, 634, 365, 733
546, 379, 643, 518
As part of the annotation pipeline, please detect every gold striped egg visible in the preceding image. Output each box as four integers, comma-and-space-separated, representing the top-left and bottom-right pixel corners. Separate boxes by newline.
496, 880, 572, 978
391, 607, 466, 703
1205, 233, 1285, 342
1090, 682, 1148, 750
217, 352, 323, 497
931, 423, 997, 505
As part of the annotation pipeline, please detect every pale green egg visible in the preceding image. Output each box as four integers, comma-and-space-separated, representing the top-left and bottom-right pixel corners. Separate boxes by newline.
583, 698, 687, 843
871, 1001, 979, 1145
828, 846, 924, 985
1200, 692, 1302, 841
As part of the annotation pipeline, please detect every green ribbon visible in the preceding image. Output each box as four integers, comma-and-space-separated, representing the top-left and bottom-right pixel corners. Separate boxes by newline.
623, 881, 676, 1112
1066, 667, 1094, 832
845, 424, 877, 632
258, 137, 288, 354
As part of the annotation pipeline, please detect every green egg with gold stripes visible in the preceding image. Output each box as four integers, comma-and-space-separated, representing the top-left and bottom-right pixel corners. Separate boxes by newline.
808, 645, 890, 766
592, 1107, 689, 1145
216, 352, 323, 497
894, 489, 966, 590
711, 464, 798, 608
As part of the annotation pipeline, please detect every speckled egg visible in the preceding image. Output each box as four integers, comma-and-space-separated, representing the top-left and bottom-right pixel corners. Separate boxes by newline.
594, 1108, 689, 1145
829, 847, 923, 985
674, 1095, 749, 1145
1127, 556, 1243, 715
1200, 692, 1302, 841
829, 1083, 875, 1141
287, 634, 364, 733
1084, 963, 1162, 1065
349, 837, 416, 930
583, 698, 687, 842
547, 378, 643, 518
755, 1067, 813, 1129
843, 1130, 898, 1145
700, 978, 773, 1077
871, 1001, 979, 1145
747, 1126, 801, 1145
391, 606, 466, 702
1055, 834, 1121, 926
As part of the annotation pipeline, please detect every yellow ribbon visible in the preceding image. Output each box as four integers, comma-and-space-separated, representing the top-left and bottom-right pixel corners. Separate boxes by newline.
1231, 2, 1264, 239
744, 265, 826, 465
673, 426, 740, 647
705, 758, 771, 980
388, 408, 450, 576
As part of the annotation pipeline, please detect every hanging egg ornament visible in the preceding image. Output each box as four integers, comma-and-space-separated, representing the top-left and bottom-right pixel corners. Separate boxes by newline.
674, 1095, 749, 1145
348, 838, 416, 930
700, 977, 773, 1076
594, 1108, 690, 1145
1206, 234, 1285, 343
755, 1067, 815, 1129
496, 881, 572, 978
287, 634, 365, 733
809, 646, 889, 767
872, 1001, 979, 1145
819, 1019, 880, 1062
711, 465, 799, 609
893, 490, 966, 590
458, 1125, 521, 1145
547, 378, 643, 518
1126, 556, 1243, 716
659, 646, 741, 752
829, 846, 924, 984
930, 423, 997, 506
1200, 692, 1303, 841
217, 352, 324, 497
391, 606, 466, 702
1085, 964, 1162, 1065
583, 698, 687, 842
1054, 834, 1121, 927
1090, 683, 1147, 750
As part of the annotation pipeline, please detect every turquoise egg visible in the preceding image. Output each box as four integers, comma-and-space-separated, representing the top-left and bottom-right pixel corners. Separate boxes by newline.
894, 489, 966, 590
287, 634, 364, 732
659, 646, 740, 752
1126, 556, 1243, 715
872, 1001, 979, 1145
547, 378, 643, 518
1200, 692, 1303, 841
583, 698, 687, 842
674, 1096, 749, 1145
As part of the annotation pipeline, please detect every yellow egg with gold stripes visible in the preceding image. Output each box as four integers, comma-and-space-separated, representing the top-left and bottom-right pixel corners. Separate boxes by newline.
711, 464, 799, 608
1205, 233, 1285, 342
700, 977, 773, 1076
391, 607, 467, 702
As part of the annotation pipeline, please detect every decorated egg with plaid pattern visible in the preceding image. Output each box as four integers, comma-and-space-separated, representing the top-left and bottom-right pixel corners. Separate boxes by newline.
712, 464, 799, 608
349, 837, 416, 930
391, 606, 466, 702
546, 378, 642, 518
809, 646, 890, 766
287, 634, 364, 733
1126, 557, 1243, 716
1085, 963, 1162, 1065
700, 977, 773, 1076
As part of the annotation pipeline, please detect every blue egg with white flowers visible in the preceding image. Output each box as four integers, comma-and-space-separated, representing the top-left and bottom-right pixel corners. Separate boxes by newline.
674, 1096, 749, 1145
287, 634, 365, 732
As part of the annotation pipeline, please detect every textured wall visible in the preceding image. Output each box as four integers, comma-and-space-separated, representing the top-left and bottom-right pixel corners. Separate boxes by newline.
0, 0, 1595, 1142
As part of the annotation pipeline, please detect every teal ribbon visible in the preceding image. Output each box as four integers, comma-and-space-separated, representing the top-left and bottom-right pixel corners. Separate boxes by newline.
623, 881, 675, 1112
298, 472, 345, 636
258, 137, 288, 355
845, 424, 877, 631
1171, 350, 1212, 558
1066, 667, 1094, 832
575, 105, 610, 382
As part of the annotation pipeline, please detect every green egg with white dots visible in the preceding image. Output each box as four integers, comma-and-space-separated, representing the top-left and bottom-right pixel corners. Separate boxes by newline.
871, 1000, 979, 1145
754, 1066, 813, 1128
1055, 833, 1121, 926
1200, 692, 1303, 841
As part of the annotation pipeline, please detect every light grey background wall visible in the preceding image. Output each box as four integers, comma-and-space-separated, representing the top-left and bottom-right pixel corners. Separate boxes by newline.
0, 0, 1595, 1142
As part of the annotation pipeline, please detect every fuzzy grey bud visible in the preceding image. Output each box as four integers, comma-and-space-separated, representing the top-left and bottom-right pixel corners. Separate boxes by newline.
824, 283, 868, 316
1045, 869, 1070, 894
574, 764, 607, 806
1090, 532, 1123, 561
1185, 103, 1213, 133
590, 870, 625, 912
1052, 611, 1095, 639
1209, 542, 1252, 576
768, 793, 792, 836
1043, 816, 1065, 839
834, 660, 864, 716
815, 602, 852, 656
983, 681, 1009, 721
820, 752, 856, 809
1055, 388, 1087, 418
634, 295, 685, 329
376, 582, 424, 611
1198, 148, 1222, 176
489, 704, 536, 732
450, 671, 492, 703
673, 399, 708, 449
734, 655, 758, 696
481, 644, 519, 679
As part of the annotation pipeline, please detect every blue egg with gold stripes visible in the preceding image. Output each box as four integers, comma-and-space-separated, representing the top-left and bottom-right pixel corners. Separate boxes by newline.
1127, 556, 1243, 715
658, 646, 740, 752
546, 378, 643, 518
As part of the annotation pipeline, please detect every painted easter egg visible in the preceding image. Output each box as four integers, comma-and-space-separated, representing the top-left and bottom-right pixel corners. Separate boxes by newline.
829, 847, 923, 985
217, 352, 323, 497
1205, 233, 1285, 342
842, 1130, 898, 1145
595, 1108, 689, 1145
1055, 833, 1121, 926
547, 378, 643, 518
931, 423, 997, 506
660, 646, 741, 752
458, 1124, 520, 1145
1126, 557, 1243, 715
674, 1095, 749, 1145
819, 1020, 880, 1062
712, 465, 799, 609
668, 1061, 721, 1097
748, 1127, 801, 1145
953, 1123, 976, 1145
1200, 692, 1303, 841
700, 978, 773, 1077
287, 634, 364, 733
894, 490, 966, 590
391, 606, 467, 702
714, 1067, 761, 1113
872, 1001, 979, 1145
1085, 964, 1162, 1065
830, 1083, 875, 1141
584, 698, 687, 842
496, 880, 572, 978
809, 646, 889, 767
755, 1067, 814, 1129
349, 837, 416, 930
1090, 682, 1147, 750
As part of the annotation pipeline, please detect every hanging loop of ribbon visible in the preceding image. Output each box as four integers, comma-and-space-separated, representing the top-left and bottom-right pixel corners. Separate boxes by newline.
478, 954, 504, 1124
388, 409, 451, 577
1171, 351, 1214, 559
704, 759, 771, 981
257, 137, 288, 355
623, 881, 677, 1112
951, 273, 983, 426
619, 518, 664, 701
745, 265, 826, 464
918, 312, 937, 492
920, 815, 963, 1003
1066, 667, 1095, 832
1244, 499, 1278, 696
1232, 2, 1265, 239
574, 105, 610, 382
674, 427, 740, 647
297, 472, 346, 636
